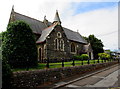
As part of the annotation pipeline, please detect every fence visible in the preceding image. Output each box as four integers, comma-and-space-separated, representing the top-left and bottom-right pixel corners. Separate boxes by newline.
44, 58, 119, 69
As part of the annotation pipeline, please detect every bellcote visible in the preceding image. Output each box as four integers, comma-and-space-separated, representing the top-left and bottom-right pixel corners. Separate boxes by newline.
53, 10, 61, 25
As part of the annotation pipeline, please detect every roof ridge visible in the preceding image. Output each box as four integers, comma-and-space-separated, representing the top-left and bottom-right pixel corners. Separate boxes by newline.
14, 11, 44, 23
43, 22, 58, 31
63, 27, 77, 33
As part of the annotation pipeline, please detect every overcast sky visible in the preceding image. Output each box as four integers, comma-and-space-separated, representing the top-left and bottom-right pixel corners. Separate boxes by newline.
0, 0, 119, 51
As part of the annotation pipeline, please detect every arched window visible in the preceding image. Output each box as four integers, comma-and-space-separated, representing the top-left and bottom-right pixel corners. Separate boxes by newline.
71, 43, 76, 53
44, 44, 46, 58
54, 38, 59, 50
38, 48, 42, 62
60, 39, 64, 51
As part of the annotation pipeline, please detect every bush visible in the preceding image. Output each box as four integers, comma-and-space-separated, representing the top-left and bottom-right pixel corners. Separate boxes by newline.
98, 53, 110, 59
2, 21, 38, 68
73, 55, 81, 60
80, 54, 89, 60
73, 54, 89, 60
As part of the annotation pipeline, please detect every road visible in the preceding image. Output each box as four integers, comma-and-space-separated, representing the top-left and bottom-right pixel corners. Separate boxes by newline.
54, 64, 120, 89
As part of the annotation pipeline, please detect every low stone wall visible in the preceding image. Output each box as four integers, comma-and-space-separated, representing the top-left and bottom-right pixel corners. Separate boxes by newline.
11, 61, 118, 88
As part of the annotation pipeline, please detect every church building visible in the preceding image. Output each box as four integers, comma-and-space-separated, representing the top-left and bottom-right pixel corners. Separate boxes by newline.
9, 7, 93, 62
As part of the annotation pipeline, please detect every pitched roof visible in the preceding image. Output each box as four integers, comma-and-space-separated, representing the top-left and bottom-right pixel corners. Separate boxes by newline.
36, 23, 58, 43
11, 12, 87, 44
14, 12, 48, 34
63, 27, 87, 44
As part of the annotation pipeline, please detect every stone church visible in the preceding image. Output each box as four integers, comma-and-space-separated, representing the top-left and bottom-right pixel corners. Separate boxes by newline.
9, 7, 93, 62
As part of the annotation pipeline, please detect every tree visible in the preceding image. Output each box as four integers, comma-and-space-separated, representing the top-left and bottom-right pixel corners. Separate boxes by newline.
2, 21, 38, 68
84, 35, 104, 59
2, 59, 12, 88
0, 32, 12, 88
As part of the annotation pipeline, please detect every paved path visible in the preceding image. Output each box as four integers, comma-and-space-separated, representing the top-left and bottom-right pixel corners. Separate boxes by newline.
36, 64, 119, 89
58, 64, 120, 89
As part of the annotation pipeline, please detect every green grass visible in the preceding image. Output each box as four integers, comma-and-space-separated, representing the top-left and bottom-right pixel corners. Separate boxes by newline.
12, 59, 114, 72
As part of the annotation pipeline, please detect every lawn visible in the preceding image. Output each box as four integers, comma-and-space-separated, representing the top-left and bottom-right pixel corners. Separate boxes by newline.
12, 59, 113, 72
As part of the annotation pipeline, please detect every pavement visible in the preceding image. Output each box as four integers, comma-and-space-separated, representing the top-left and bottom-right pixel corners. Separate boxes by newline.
59, 64, 120, 89
36, 64, 120, 89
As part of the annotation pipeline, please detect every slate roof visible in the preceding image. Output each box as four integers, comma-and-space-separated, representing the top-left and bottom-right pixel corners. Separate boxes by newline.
12, 12, 87, 44
36, 23, 58, 43
14, 12, 47, 34
63, 27, 87, 44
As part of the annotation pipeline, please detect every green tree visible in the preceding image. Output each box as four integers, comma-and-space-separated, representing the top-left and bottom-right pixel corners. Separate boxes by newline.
2, 59, 12, 88
2, 21, 38, 68
0, 32, 12, 88
84, 35, 104, 59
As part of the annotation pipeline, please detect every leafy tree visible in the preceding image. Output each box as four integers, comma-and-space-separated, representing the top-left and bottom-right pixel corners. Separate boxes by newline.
83, 35, 104, 59
2, 59, 12, 88
0, 32, 12, 88
0, 31, 7, 41
2, 21, 38, 68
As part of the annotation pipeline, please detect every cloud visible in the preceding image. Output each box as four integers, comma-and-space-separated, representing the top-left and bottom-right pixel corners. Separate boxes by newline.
62, 6, 118, 50
0, 0, 118, 50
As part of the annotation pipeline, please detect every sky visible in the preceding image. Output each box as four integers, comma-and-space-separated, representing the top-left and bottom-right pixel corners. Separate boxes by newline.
0, 0, 119, 51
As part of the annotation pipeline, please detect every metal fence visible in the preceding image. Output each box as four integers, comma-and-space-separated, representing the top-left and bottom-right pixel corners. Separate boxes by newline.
45, 58, 120, 68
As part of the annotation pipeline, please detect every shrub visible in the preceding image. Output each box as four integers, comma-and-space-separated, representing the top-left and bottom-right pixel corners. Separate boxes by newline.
73, 55, 81, 60
80, 54, 89, 60
98, 53, 110, 59
2, 21, 38, 68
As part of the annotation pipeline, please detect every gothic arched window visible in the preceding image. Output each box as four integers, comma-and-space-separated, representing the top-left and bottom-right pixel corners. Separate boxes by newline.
71, 43, 76, 53
44, 44, 46, 58
60, 39, 64, 51
54, 38, 59, 50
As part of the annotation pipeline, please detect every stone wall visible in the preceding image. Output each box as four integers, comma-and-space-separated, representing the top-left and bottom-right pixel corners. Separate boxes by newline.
11, 61, 118, 88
